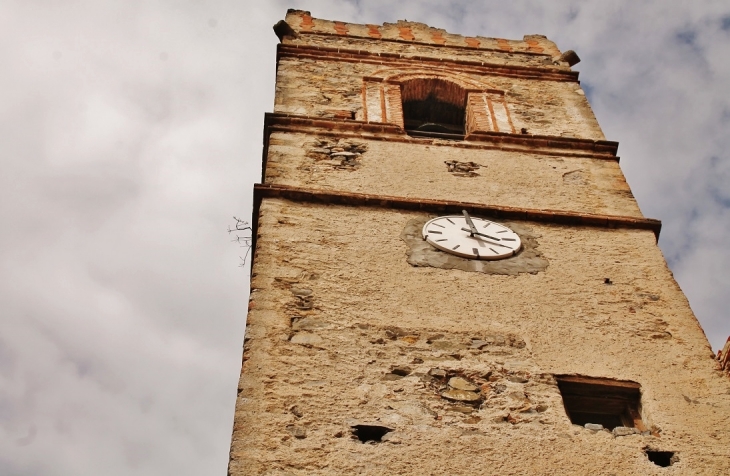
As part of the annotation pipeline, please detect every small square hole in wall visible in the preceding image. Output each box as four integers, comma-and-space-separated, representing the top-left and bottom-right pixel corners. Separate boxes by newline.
556, 375, 645, 431
351, 424, 392, 443
645, 450, 677, 467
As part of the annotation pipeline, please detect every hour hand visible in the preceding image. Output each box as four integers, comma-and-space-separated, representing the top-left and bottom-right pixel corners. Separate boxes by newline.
462, 210, 478, 236
460, 227, 501, 241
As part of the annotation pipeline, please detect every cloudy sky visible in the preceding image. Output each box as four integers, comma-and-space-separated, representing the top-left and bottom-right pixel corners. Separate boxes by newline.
1, 1, 728, 474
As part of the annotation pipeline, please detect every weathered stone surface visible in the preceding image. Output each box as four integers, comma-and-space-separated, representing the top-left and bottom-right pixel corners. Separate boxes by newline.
585, 423, 603, 431
382, 373, 403, 381
470, 340, 488, 349
441, 389, 481, 402
232, 199, 730, 474
612, 426, 639, 437
289, 332, 323, 346
428, 368, 447, 378
291, 316, 329, 331
391, 366, 412, 376
290, 287, 312, 297
508, 375, 529, 383
276, 60, 604, 143
380, 432, 401, 444
287, 425, 307, 440
448, 377, 478, 392
267, 132, 643, 219
294, 296, 313, 310
431, 340, 464, 350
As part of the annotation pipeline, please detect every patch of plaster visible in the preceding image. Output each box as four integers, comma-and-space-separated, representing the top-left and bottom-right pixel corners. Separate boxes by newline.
401, 217, 549, 275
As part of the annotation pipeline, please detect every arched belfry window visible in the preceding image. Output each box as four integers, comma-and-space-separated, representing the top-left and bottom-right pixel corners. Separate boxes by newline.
361, 72, 516, 138
401, 78, 467, 137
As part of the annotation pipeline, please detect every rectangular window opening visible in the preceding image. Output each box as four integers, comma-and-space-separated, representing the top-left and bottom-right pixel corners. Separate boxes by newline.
556, 375, 645, 431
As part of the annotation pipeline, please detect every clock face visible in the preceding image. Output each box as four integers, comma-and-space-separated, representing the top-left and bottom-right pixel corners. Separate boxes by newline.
422, 215, 521, 260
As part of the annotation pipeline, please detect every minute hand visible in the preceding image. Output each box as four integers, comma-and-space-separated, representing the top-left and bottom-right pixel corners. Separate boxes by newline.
460, 228, 515, 249
460, 227, 502, 241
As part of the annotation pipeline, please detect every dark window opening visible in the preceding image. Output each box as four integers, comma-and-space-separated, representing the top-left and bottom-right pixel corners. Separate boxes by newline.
403, 97, 465, 134
401, 78, 466, 139
556, 375, 644, 431
351, 424, 392, 443
645, 450, 676, 467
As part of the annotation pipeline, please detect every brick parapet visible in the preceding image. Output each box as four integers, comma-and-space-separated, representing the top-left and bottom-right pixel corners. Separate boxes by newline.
284, 9, 562, 59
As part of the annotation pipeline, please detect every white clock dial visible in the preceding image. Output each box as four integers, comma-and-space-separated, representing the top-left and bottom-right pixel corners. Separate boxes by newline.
422, 213, 521, 260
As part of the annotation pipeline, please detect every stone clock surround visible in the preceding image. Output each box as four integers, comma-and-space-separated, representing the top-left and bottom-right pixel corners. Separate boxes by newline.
402, 217, 548, 275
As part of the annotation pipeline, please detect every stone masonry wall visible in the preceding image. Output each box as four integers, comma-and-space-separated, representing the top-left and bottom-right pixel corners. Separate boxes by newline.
273, 57, 604, 140
264, 132, 640, 218
228, 199, 730, 475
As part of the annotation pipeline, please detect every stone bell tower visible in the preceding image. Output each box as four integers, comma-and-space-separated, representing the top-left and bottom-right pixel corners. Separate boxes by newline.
228, 10, 730, 475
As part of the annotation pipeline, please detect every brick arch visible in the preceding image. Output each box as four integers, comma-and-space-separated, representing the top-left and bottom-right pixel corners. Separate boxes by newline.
369, 68, 496, 91
401, 77, 467, 107
362, 69, 515, 135
400, 77, 468, 134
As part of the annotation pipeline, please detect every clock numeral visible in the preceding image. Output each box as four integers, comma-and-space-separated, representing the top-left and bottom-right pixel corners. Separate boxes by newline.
446, 218, 455, 225
472, 248, 479, 256
435, 238, 447, 242
452, 244, 460, 250
502, 238, 516, 241
429, 230, 442, 234
432, 223, 445, 228
490, 247, 498, 254
483, 223, 490, 229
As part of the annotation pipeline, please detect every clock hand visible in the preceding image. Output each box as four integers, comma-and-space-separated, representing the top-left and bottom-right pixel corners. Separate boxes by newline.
462, 210, 478, 236
461, 230, 515, 250
460, 227, 502, 241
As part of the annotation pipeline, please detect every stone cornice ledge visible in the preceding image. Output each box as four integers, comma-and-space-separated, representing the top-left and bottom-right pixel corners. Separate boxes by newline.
262, 113, 620, 168
252, 183, 661, 239
277, 44, 577, 82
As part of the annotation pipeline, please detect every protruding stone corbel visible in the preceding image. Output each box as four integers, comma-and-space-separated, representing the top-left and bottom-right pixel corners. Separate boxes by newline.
557, 50, 581, 66
273, 20, 297, 42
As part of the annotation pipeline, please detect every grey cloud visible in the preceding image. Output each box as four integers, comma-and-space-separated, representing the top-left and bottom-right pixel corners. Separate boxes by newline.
722, 16, 730, 31
1, 0, 728, 474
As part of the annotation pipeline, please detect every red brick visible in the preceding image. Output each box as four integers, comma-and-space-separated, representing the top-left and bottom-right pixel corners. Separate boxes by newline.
497, 39, 512, 52
399, 27, 415, 41
367, 24, 381, 39
432, 31, 447, 45
334, 21, 348, 35
300, 12, 314, 31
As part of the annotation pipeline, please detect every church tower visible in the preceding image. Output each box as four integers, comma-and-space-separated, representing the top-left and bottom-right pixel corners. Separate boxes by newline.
229, 10, 729, 475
